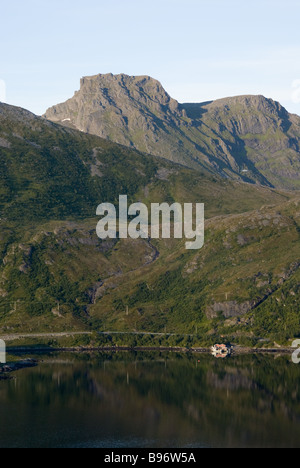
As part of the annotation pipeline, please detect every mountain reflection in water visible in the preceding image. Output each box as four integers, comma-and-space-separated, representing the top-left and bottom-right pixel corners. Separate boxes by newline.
0, 352, 300, 448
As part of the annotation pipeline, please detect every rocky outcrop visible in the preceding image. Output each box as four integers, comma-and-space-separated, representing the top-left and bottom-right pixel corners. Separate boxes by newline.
0, 359, 38, 379
206, 300, 255, 319
44, 74, 183, 158
0, 137, 11, 148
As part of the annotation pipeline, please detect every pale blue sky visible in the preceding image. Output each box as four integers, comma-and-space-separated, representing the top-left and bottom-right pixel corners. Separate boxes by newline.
1, 0, 300, 115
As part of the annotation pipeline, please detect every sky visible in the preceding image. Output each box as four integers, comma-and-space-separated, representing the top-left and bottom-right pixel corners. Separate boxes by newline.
1, 0, 300, 116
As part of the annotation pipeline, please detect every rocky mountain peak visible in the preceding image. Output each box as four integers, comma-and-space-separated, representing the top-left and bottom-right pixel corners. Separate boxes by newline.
79, 73, 177, 108
203, 94, 289, 120
46, 73, 180, 124
43, 73, 300, 190
44, 73, 182, 153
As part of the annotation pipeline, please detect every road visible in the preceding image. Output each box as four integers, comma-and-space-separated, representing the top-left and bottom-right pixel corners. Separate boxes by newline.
1, 330, 194, 341
0, 332, 93, 342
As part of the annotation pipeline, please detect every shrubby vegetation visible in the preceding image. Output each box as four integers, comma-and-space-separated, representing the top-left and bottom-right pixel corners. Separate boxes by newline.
0, 105, 299, 347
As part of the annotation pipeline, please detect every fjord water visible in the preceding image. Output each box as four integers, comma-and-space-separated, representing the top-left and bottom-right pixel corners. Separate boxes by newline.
1, 352, 300, 448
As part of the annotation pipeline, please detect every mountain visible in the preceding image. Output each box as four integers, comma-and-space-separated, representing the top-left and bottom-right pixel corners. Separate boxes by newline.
44, 73, 300, 190
0, 102, 285, 222
0, 102, 299, 348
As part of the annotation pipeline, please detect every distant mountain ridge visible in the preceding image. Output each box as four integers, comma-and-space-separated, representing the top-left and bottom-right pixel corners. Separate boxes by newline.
44, 73, 300, 190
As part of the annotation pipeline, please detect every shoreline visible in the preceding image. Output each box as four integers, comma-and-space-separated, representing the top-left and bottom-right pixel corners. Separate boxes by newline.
1, 346, 293, 378
0, 358, 38, 379
6, 345, 293, 355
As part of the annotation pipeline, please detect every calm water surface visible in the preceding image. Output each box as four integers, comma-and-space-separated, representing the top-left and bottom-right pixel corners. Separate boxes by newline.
0, 352, 300, 448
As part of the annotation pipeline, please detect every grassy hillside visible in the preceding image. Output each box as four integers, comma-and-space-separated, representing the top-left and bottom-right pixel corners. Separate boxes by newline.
0, 103, 299, 347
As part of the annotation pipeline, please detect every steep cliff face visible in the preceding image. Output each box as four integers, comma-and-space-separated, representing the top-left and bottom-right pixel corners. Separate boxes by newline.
194, 96, 300, 189
44, 74, 184, 161
44, 74, 300, 190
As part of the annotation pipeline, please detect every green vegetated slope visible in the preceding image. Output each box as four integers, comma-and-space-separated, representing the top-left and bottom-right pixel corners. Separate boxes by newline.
44, 73, 300, 190
0, 103, 299, 347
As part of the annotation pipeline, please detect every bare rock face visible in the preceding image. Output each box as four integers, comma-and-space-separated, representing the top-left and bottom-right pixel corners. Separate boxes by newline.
44, 73, 300, 190
0, 137, 11, 148
206, 301, 254, 319
44, 74, 183, 160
